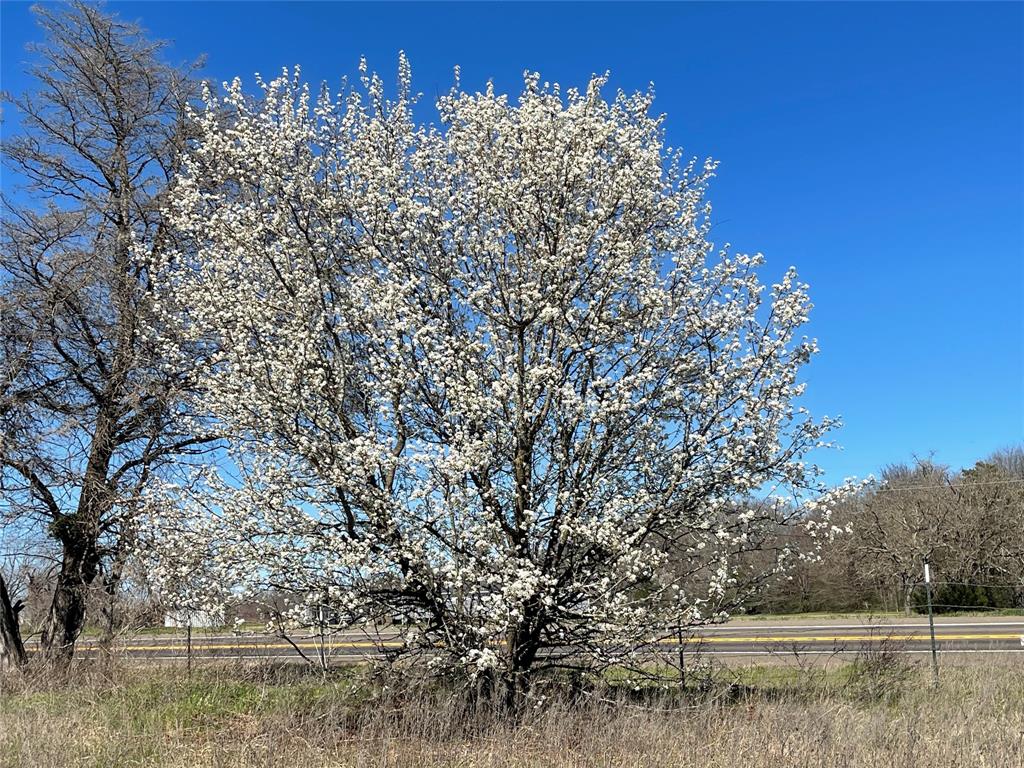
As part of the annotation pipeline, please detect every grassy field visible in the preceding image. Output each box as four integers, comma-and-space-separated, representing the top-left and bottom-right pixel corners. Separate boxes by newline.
2, 657, 1022, 767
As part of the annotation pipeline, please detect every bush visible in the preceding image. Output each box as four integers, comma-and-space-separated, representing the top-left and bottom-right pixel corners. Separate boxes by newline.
912, 582, 1021, 614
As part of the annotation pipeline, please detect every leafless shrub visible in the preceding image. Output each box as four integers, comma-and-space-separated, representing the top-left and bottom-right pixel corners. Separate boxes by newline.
845, 624, 915, 704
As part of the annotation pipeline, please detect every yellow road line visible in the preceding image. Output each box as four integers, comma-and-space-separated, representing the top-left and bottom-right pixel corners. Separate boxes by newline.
69, 640, 405, 652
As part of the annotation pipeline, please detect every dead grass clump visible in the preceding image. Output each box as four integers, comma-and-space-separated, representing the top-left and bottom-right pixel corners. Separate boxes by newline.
843, 628, 916, 704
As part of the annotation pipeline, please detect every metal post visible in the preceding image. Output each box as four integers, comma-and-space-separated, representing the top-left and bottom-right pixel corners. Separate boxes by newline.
677, 623, 686, 691
186, 621, 193, 678
317, 604, 328, 675
924, 562, 939, 685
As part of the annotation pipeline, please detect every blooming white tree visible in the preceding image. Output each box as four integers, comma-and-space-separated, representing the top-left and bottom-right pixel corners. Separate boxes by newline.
148, 58, 851, 697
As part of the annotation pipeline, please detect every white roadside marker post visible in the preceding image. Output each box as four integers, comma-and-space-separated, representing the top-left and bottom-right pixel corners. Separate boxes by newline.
186, 619, 193, 678
924, 562, 939, 685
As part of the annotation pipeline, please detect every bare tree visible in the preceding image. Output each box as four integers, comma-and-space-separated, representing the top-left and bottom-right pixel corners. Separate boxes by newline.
0, 572, 28, 670
989, 446, 1024, 480
951, 451, 1024, 604
806, 450, 1024, 614
844, 460, 959, 614
0, 2, 206, 665
989, 447, 1024, 589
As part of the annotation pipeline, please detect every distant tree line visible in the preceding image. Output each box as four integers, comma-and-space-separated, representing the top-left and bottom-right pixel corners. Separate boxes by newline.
748, 447, 1024, 615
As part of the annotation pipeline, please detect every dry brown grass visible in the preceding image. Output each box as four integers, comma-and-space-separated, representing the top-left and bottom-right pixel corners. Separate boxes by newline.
2, 657, 1022, 767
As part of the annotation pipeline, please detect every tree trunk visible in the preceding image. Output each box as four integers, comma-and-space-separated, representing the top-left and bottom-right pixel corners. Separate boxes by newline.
501, 610, 543, 710
0, 572, 28, 670
99, 542, 130, 644
40, 539, 100, 663
40, 413, 114, 664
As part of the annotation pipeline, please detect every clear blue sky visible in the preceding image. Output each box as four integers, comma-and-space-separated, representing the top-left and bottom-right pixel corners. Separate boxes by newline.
2, 1, 1022, 484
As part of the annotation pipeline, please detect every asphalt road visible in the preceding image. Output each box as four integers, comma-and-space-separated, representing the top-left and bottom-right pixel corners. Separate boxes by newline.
28, 617, 1024, 663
